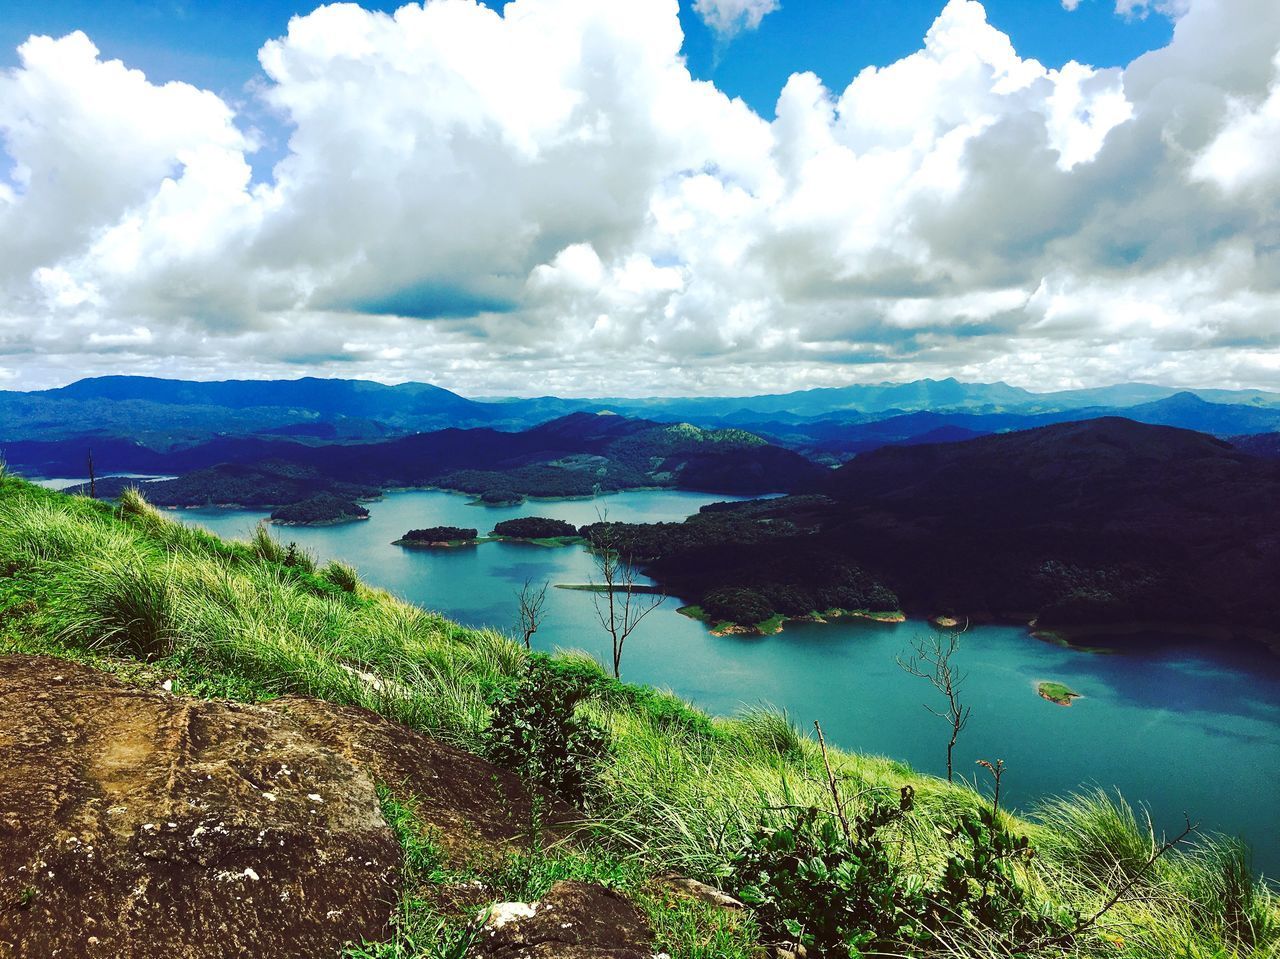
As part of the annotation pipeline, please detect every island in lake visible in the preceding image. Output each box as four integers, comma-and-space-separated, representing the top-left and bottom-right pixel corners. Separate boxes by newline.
679, 600, 904, 637
1037, 681, 1082, 706
394, 525, 480, 547
270, 493, 371, 526
490, 516, 585, 546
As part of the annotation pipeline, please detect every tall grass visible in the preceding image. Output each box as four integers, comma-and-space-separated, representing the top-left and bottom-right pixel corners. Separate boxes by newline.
0, 474, 1276, 959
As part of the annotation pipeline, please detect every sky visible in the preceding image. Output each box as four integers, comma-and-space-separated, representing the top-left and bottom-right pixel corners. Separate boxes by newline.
0, 0, 1276, 396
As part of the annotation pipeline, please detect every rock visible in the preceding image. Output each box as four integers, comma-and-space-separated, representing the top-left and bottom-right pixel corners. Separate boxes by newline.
657, 874, 744, 910
473, 880, 654, 959
268, 696, 564, 864
0, 655, 557, 958
770, 944, 808, 959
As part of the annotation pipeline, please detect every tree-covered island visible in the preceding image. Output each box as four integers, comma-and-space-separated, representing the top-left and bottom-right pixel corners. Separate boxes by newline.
270, 493, 371, 526
393, 525, 480, 547
491, 516, 583, 545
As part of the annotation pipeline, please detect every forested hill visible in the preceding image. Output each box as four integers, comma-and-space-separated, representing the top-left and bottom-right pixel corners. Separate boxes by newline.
822, 418, 1280, 624
607, 419, 1280, 637
58, 413, 826, 502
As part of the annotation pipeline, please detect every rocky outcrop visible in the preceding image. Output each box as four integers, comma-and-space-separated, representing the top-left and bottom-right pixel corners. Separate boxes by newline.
0, 656, 556, 958
474, 880, 654, 959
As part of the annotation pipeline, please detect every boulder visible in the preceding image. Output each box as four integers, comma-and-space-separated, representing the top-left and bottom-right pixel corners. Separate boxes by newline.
473, 880, 654, 959
0, 656, 553, 958
268, 696, 563, 865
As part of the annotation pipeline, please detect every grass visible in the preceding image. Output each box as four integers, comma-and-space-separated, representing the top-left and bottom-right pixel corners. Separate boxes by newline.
0, 473, 1276, 959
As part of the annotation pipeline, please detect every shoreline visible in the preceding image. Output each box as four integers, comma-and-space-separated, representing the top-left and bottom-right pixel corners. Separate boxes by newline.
678, 605, 907, 637
1030, 620, 1280, 658
271, 514, 371, 528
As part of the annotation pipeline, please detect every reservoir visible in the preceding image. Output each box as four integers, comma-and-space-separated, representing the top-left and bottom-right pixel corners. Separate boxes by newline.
171, 487, 1280, 875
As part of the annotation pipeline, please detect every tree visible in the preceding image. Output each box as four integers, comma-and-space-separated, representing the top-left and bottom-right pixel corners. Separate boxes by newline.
588, 511, 664, 679
897, 629, 971, 782
515, 578, 548, 650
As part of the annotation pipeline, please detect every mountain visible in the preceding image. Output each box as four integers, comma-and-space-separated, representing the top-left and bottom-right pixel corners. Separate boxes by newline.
728, 395, 1280, 463
1109, 392, 1280, 434
603, 419, 1280, 637
6, 376, 1280, 464
46, 413, 825, 501
596, 379, 1280, 422
45, 375, 486, 420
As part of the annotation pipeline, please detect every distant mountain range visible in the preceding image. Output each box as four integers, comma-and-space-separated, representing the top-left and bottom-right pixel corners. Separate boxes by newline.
3, 374, 1279, 452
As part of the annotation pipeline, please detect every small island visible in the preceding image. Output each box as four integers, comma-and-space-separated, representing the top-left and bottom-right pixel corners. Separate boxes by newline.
270, 494, 370, 526
393, 525, 480, 548
491, 516, 584, 546
470, 489, 525, 506
678, 592, 905, 637
1037, 680, 1082, 707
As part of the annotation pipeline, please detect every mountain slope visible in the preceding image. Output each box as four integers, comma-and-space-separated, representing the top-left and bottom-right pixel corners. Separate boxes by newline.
612, 419, 1280, 636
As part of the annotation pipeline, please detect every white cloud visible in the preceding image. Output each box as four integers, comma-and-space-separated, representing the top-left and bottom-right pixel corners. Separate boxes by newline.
0, 0, 1279, 395
1192, 50, 1280, 194
1061, 0, 1082, 10
1116, 0, 1192, 19
693, 0, 781, 37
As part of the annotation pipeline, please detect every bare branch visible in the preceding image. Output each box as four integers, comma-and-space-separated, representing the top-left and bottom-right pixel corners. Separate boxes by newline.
515, 578, 548, 650
897, 631, 970, 782
815, 721, 853, 846
587, 507, 665, 679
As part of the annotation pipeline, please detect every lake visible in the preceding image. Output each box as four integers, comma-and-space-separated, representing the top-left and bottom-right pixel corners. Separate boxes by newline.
169, 487, 1280, 875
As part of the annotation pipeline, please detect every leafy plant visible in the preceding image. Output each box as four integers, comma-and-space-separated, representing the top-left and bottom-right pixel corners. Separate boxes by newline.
732, 798, 927, 956
930, 805, 1076, 946
484, 658, 610, 807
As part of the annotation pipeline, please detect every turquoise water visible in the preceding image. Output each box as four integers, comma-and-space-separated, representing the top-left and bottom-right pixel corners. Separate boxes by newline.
172, 488, 1280, 874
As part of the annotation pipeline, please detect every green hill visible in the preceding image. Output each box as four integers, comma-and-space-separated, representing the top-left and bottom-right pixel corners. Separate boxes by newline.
0, 470, 1273, 958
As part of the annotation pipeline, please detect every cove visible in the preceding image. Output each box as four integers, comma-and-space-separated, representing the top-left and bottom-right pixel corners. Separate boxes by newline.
172, 487, 1280, 876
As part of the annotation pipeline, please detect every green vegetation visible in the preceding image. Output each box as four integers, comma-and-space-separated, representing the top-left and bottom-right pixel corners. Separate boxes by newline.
437, 466, 635, 500
680, 596, 901, 637
71, 462, 380, 509
1037, 681, 1082, 706
358, 782, 759, 959
484, 658, 610, 807
270, 493, 370, 525
579, 502, 902, 631
396, 526, 479, 546
0, 473, 1276, 959
473, 489, 524, 506
491, 517, 579, 540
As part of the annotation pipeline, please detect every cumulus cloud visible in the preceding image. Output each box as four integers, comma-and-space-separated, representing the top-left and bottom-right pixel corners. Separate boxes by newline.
1192, 49, 1280, 194
693, 0, 781, 37
0, 0, 1279, 395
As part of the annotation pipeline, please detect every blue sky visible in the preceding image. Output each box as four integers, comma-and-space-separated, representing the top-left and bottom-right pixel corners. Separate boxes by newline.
0, 0, 1172, 117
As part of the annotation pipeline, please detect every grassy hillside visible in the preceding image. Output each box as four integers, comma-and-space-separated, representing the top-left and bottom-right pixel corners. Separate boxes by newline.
0, 469, 1274, 958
